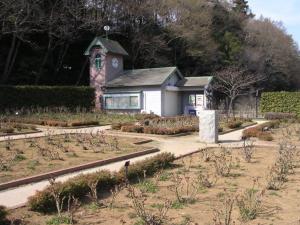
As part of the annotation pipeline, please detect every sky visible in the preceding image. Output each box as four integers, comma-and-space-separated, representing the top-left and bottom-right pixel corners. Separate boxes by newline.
247, 0, 300, 46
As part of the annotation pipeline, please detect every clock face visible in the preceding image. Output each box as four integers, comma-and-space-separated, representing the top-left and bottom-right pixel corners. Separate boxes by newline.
112, 57, 119, 68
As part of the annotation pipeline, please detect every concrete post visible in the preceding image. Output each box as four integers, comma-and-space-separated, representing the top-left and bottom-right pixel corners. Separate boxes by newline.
199, 110, 218, 143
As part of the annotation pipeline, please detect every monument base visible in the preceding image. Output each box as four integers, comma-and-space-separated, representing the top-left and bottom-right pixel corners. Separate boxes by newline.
199, 110, 218, 143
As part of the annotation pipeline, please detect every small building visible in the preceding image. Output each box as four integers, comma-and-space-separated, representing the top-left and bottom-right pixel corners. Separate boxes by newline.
84, 37, 213, 116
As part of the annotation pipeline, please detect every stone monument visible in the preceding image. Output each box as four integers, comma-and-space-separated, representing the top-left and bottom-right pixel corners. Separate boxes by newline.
199, 110, 218, 143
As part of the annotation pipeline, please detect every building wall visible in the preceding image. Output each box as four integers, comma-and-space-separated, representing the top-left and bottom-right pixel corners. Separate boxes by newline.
104, 53, 124, 82
162, 90, 181, 116
105, 87, 162, 116
89, 47, 124, 109
89, 47, 105, 108
143, 89, 162, 116
182, 90, 206, 115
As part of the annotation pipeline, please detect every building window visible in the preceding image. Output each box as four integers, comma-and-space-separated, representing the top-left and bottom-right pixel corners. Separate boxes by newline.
95, 53, 102, 70
188, 94, 204, 107
188, 94, 196, 106
104, 93, 141, 109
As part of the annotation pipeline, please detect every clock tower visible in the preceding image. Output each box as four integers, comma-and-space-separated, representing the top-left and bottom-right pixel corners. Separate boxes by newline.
84, 37, 128, 109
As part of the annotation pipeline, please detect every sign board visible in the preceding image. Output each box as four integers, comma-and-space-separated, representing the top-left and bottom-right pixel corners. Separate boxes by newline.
196, 94, 204, 107
188, 109, 197, 116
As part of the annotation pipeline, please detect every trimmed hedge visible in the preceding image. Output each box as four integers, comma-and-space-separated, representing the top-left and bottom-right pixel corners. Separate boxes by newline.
260, 92, 300, 117
0, 206, 8, 225
264, 112, 297, 120
227, 120, 242, 129
28, 152, 175, 213
242, 121, 280, 141
120, 125, 198, 135
0, 86, 95, 110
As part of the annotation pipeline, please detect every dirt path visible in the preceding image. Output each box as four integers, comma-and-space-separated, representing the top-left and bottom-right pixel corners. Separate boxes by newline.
0, 121, 269, 208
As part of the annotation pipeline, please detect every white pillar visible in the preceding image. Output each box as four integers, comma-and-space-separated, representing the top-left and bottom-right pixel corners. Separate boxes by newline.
199, 110, 218, 143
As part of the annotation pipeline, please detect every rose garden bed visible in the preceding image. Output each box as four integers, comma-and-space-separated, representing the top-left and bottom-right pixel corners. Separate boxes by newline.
4, 122, 300, 225
0, 123, 39, 136
0, 110, 138, 128
0, 122, 298, 225
0, 132, 150, 184
113, 116, 255, 135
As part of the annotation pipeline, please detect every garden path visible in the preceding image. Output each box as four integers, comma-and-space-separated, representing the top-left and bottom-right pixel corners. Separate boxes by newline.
0, 120, 270, 208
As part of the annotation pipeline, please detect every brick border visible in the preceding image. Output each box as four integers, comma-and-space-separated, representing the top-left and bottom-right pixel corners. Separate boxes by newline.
0, 148, 159, 191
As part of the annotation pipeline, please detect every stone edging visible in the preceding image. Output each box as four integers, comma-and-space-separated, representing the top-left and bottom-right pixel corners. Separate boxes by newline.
108, 129, 194, 138
133, 139, 153, 145
46, 124, 109, 129
0, 148, 159, 191
0, 130, 42, 138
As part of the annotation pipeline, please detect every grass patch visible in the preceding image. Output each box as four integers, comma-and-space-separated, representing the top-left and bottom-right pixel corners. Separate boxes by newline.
137, 180, 158, 193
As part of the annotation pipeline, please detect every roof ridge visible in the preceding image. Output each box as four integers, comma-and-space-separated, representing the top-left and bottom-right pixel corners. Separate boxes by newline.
123, 66, 177, 72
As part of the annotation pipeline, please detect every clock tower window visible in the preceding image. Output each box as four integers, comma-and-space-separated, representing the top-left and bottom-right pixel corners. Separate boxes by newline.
95, 53, 102, 70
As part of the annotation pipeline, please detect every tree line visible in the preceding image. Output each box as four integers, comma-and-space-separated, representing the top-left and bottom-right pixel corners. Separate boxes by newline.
0, 0, 299, 91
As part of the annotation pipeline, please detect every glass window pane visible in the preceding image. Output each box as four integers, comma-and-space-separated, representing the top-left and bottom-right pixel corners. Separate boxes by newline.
118, 96, 130, 109
105, 97, 113, 108
189, 94, 196, 106
130, 96, 139, 107
104, 94, 140, 109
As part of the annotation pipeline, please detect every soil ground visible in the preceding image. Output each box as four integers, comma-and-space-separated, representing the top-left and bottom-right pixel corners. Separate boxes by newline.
9, 140, 300, 225
0, 133, 146, 183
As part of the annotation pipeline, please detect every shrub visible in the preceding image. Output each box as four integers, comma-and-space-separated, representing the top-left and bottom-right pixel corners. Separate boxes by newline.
118, 152, 175, 182
265, 112, 297, 120
0, 127, 14, 133
260, 92, 300, 117
143, 126, 197, 135
29, 170, 115, 213
135, 113, 160, 121
0, 86, 95, 110
242, 127, 260, 138
227, 120, 242, 129
242, 122, 279, 141
44, 120, 68, 127
68, 121, 99, 127
121, 125, 144, 133
29, 153, 175, 213
263, 120, 280, 129
111, 122, 135, 130
237, 188, 264, 221
258, 133, 273, 141
0, 206, 8, 224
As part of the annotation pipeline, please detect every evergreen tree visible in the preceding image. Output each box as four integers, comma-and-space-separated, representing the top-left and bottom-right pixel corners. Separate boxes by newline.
233, 0, 254, 18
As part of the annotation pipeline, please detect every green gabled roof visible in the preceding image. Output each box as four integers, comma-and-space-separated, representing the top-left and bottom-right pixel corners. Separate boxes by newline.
106, 67, 179, 87
84, 37, 129, 56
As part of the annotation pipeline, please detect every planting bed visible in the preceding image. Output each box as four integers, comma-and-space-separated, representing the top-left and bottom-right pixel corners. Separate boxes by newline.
1, 111, 137, 128
0, 123, 38, 136
6, 123, 300, 225
0, 133, 148, 184
116, 116, 254, 135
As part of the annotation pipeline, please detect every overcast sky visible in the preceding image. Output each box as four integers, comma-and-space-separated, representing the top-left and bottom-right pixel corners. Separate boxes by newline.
247, 0, 300, 46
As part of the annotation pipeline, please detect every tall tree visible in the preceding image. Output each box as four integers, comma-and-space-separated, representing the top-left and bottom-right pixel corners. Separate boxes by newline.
232, 0, 254, 18
242, 18, 300, 90
213, 65, 266, 116
0, 0, 42, 84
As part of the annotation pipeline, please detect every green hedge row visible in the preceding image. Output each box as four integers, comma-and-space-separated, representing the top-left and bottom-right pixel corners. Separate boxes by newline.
260, 92, 300, 116
28, 152, 175, 213
0, 86, 95, 110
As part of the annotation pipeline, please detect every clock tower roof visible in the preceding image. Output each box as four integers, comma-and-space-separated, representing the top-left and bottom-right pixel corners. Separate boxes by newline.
84, 37, 129, 56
